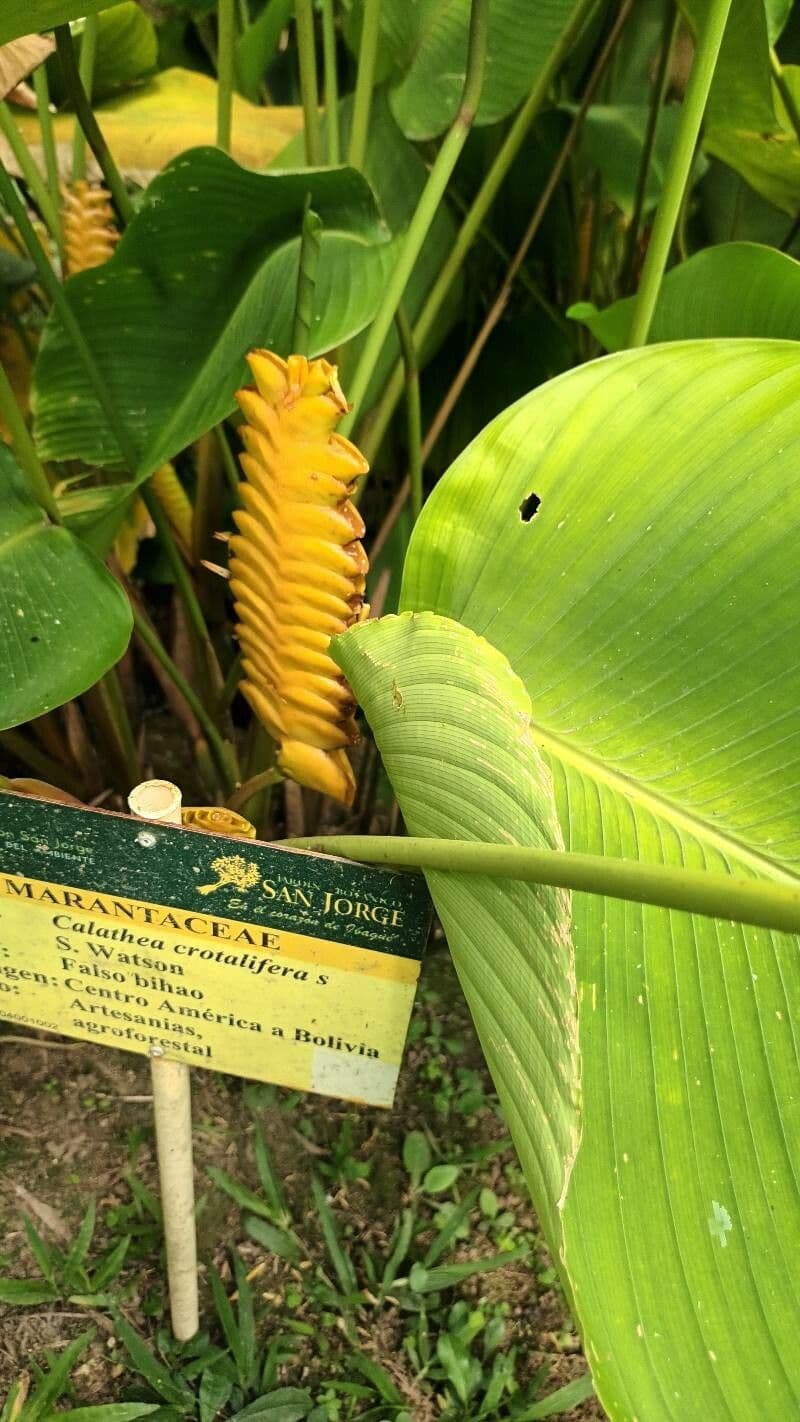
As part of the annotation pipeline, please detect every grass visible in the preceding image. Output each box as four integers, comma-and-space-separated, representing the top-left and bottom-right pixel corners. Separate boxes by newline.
0, 962, 595, 1420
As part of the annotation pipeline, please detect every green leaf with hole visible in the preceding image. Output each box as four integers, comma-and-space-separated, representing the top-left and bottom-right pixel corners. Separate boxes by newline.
388, 340, 800, 1419
569, 242, 800, 350
0, 445, 132, 730
0, 0, 125, 45
32, 147, 390, 478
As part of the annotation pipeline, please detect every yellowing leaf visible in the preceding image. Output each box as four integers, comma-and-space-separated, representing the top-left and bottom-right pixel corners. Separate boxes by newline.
6, 68, 304, 183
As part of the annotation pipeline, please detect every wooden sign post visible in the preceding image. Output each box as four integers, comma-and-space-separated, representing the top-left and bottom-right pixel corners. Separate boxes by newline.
0, 788, 431, 1337
127, 780, 198, 1341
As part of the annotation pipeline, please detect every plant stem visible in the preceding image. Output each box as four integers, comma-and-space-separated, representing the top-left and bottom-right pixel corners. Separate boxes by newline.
321, 0, 340, 164
33, 63, 62, 244
295, 0, 322, 165
628, 0, 732, 347
0, 730, 86, 796
422, 0, 634, 458
0, 103, 62, 248
340, 0, 489, 437
71, 13, 97, 183
348, 0, 380, 171
96, 667, 141, 787
54, 24, 134, 225
356, 0, 596, 464
281, 835, 800, 937
217, 0, 236, 152
133, 607, 237, 794
395, 306, 422, 522
0, 361, 61, 522
292, 199, 322, 354
227, 765, 282, 812
621, 2, 679, 290
448, 183, 575, 335
217, 649, 243, 715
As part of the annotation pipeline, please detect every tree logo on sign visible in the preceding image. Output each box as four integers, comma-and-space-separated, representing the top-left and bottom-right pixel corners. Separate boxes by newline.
197, 855, 260, 896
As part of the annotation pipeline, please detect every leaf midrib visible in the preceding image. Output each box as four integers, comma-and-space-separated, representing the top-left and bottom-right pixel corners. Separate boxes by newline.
533, 719, 800, 887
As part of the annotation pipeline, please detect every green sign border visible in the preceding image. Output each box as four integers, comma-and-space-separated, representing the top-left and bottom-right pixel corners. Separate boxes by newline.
0, 794, 431, 959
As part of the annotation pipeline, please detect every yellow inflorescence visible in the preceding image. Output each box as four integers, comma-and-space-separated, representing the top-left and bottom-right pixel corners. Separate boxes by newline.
231, 351, 369, 806
61, 181, 119, 276
150, 462, 193, 547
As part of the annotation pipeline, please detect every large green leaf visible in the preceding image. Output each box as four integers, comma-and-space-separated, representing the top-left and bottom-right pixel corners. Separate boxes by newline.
680, 0, 776, 130
703, 66, 800, 216
46, 1, 158, 104
0, 445, 132, 729
0, 0, 125, 46
370, 0, 589, 141
31, 147, 390, 477
705, 125, 800, 215
335, 611, 577, 1250
699, 159, 800, 254
570, 242, 800, 349
396, 340, 800, 1419
765, 0, 793, 41
576, 104, 683, 217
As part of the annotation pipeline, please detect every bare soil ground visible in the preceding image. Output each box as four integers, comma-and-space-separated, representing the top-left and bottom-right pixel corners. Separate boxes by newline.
0, 952, 601, 1419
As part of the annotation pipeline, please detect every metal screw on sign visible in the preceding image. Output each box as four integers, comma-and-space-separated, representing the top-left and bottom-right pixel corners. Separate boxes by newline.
128, 779, 199, 1341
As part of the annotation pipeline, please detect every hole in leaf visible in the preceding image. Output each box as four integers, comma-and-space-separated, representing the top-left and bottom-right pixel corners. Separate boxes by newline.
519, 492, 541, 523
29, 635, 40, 644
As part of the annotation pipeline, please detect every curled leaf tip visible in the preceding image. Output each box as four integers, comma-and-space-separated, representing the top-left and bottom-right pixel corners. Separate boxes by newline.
230, 351, 369, 805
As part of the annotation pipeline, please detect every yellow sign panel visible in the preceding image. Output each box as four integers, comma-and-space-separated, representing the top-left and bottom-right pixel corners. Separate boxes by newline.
0, 797, 431, 1107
